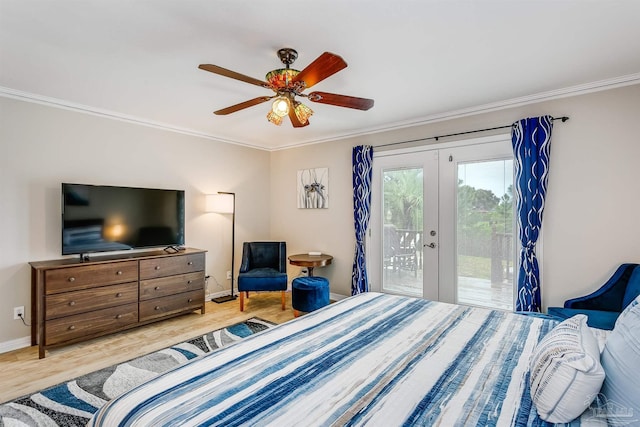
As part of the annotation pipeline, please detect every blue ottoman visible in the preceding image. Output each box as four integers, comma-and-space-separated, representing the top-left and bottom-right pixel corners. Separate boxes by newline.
292, 276, 330, 316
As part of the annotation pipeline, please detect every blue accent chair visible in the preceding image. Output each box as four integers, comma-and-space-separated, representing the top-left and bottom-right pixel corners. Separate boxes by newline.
547, 263, 640, 330
237, 242, 287, 312
292, 276, 330, 317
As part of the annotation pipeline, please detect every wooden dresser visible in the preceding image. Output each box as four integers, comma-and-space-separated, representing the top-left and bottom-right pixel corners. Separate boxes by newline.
30, 248, 206, 358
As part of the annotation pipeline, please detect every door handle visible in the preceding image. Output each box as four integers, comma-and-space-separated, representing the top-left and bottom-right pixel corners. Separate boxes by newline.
424, 242, 436, 249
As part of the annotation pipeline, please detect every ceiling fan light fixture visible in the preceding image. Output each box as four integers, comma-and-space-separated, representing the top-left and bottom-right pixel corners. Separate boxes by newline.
294, 102, 313, 124
266, 110, 283, 126
265, 68, 300, 88
272, 97, 290, 117
199, 48, 374, 128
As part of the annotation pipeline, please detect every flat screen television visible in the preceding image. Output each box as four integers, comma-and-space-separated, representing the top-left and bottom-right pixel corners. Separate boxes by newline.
62, 183, 185, 256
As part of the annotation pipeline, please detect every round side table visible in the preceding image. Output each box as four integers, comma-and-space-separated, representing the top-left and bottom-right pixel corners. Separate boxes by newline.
288, 253, 333, 276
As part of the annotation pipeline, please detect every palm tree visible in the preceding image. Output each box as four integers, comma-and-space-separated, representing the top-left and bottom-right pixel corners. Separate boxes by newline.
383, 169, 423, 230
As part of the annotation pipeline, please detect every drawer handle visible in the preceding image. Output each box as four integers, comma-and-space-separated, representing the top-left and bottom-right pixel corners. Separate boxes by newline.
116, 270, 123, 275
116, 292, 123, 297
68, 325, 75, 330
68, 277, 75, 282
155, 266, 161, 270
188, 298, 193, 303
154, 286, 160, 291
116, 314, 122, 319
68, 301, 76, 306
188, 261, 193, 266
187, 280, 192, 285
155, 306, 161, 310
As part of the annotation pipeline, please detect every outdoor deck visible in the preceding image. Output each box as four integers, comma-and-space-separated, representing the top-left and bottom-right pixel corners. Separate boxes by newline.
383, 270, 513, 311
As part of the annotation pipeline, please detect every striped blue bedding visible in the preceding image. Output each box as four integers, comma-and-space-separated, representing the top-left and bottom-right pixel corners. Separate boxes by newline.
87, 292, 596, 426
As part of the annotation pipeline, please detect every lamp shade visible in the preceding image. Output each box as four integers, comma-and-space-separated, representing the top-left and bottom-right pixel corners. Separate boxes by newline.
271, 97, 290, 117
206, 193, 234, 214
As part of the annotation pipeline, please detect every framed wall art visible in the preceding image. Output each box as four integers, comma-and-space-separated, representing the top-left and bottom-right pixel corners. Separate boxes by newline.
297, 167, 328, 209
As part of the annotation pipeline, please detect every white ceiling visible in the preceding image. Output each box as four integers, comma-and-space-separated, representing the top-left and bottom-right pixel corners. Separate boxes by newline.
2, 1, 640, 150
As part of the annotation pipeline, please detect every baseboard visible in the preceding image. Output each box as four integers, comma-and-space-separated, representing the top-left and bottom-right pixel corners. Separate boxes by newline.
0, 335, 31, 354
206, 290, 235, 300
1, 294, 228, 354
330, 292, 349, 301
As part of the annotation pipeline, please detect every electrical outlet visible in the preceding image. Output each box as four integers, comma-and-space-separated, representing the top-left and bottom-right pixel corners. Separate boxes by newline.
226, 271, 232, 280
13, 306, 24, 320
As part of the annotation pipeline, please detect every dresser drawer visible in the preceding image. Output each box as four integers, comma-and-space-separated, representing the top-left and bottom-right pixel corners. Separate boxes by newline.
45, 282, 138, 320
139, 289, 204, 322
45, 261, 138, 294
139, 253, 205, 280
45, 303, 138, 346
139, 272, 204, 301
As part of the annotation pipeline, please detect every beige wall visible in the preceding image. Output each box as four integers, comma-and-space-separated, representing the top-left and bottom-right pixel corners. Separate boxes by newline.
2, 82, 639, 349
271, 84, 640, 308
270, 140, 355, 293
0, 97, 270, 348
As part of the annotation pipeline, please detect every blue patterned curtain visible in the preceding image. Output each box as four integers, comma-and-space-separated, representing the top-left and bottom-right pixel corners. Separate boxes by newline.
511, 116, 554, 312
352, 145, 373, 295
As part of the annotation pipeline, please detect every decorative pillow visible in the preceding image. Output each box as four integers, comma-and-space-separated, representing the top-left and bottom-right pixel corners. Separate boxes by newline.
529, 314, 605, 423
600, 295, 640, 421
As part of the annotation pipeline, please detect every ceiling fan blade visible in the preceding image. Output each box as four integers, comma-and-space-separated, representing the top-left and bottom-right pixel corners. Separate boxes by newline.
199, 64, 272, 89
307, 91, 374, 110
292, 52, 347, 89
289, 107, 309, 128
214, 96, 273, 115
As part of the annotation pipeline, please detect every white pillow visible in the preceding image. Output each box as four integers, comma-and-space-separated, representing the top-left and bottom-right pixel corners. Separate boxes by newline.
600, 295, 640, 422
529, 314, 605, 423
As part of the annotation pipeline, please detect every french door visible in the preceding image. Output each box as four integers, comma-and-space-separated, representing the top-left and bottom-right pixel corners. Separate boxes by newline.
369, 136, 516, 310
370, 150, 439, 300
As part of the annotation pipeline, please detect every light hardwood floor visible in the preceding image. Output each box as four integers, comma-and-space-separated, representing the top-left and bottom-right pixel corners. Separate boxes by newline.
0, 292, 295, 403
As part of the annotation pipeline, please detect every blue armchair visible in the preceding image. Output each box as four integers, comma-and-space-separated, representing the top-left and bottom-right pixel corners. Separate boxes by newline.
547, 263, 640, 330
237, 242, 288, 312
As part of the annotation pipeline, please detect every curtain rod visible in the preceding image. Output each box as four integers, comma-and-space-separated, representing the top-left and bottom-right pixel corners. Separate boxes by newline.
374, 116, 569, 149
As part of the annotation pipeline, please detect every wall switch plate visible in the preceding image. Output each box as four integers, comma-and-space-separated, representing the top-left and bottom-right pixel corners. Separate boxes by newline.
13, 306, 24, 320
226, 271, 232, 280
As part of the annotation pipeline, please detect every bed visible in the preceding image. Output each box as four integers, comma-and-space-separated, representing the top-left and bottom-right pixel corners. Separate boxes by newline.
88, 292, 612, 426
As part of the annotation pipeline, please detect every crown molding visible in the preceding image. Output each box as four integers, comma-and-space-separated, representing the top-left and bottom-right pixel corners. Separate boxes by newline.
2, 72, 640, 152
0, 86, 266, 150
273, 72, 640, 151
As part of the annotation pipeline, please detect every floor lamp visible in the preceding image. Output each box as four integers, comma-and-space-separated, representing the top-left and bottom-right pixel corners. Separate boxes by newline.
206, 192, 238, 303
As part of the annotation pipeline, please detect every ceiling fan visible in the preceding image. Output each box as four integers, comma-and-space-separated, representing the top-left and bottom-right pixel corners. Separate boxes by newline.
198, 48, 374, 127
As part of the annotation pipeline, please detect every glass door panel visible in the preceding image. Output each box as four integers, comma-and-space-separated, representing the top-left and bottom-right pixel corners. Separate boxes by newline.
381, 168, 423, 297
456, 159, 514, 310
370, 150, 438, 301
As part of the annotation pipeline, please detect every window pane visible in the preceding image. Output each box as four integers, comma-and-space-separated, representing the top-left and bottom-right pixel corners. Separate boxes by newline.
456, 160, 514, 310
382, 168, 423, 297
